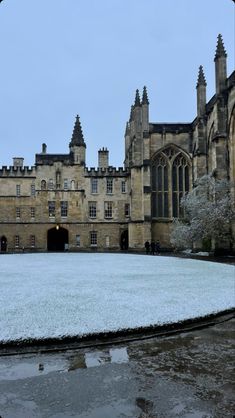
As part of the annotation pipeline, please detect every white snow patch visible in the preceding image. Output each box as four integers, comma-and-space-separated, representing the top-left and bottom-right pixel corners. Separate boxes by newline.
0, 253, 234, 342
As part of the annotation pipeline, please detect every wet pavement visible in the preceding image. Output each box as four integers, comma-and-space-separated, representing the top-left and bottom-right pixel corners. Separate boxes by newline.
0, 318, 234, 418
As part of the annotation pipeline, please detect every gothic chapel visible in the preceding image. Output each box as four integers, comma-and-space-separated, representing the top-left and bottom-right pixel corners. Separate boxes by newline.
0, 35, 234, 252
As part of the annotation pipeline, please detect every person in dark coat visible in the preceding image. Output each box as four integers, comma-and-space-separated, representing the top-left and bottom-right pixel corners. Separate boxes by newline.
155, 240, 161, 254
150, 241, 155, 255
144, 240, 150, 254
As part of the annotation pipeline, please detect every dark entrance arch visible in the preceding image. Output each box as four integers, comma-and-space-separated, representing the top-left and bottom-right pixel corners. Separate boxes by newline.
47, 227, 69, 252
1, 236, 7, 252
120, 230, 128, 250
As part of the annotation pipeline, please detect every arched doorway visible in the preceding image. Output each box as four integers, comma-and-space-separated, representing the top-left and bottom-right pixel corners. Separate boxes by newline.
1, 236, 7, 252
120, 230, 128, 250
47, 227, 69, 252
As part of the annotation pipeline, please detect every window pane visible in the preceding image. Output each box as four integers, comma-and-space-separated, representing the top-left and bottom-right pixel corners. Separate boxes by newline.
121, 181, 126, 193
104, 202, 112, 218
179, 166, 183, 191
157, 193, 163, 217
91, 178, 98, 194
172, 166, 177, 191
152, 166, 156, 191
164, 192, 169, 217
106, 178, 113, 194
89, 202, 97, 218
172, 192, 178, 217
185, 166, 189, 192
48, 201, 55, 217
60, 201, 68, 217
90, 231, 97, 246
157, 166, 162, 191
164, 166, 168, 191
125, 203, 130, 217
179, 192, 184, 218
151, 194, 156, 217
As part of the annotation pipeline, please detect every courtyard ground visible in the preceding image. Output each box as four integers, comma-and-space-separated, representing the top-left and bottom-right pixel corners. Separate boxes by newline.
0, 316, 234, 418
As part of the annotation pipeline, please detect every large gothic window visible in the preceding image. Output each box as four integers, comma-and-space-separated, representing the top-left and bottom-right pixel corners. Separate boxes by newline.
151, 146, 190, 219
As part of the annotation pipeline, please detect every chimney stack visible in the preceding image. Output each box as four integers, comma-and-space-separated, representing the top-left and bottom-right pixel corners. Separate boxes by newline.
98, 147, 109, 168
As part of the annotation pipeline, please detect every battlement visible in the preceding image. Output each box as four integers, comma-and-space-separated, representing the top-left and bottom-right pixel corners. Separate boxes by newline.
0, 165, 36, 177
84, 166, 128, 177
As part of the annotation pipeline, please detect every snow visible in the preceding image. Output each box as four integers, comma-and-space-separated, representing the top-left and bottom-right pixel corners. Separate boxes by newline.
0, 253, 234, 343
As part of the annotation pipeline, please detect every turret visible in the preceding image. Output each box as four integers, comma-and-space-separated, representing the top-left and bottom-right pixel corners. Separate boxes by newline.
196, 66, 207, 117
214, 34, 227, 94
69, 115, 86, 165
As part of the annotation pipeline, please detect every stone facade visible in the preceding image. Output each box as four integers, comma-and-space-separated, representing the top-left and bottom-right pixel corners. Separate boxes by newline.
0, 35, 234, 252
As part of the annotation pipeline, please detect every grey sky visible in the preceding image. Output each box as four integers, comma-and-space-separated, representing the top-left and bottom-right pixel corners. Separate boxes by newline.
0, 0, 234, 168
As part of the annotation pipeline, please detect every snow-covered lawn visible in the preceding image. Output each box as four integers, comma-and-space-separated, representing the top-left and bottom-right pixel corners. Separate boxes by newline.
0, 253, 234, 343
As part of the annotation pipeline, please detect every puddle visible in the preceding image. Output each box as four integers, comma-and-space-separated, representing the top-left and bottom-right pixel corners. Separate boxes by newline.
0, 357, 66, 380
68, 346, 129, 370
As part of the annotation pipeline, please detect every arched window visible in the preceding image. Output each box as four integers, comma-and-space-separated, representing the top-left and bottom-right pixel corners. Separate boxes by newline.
41, 180, 46, 190
151, 146, 190, 219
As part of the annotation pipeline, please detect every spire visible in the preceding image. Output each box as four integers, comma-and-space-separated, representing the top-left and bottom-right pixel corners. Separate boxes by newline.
214, 34, 227, 60
141, 86, 149, 105
70, 115, 85, 147
129, 105, 134, 121
196, 66, 207, 87
134, 89, 141, 107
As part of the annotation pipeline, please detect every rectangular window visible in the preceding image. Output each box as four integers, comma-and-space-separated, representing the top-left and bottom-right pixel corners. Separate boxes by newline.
31, 184, 35, 196
31, 207, 35, 218
121, 181, 126, 193
30, 235, 35, 248
106, 178, 113, 194
48, 201, 55, 217
64, 179, 69, 190
60, 201, 68, 217
15, 235, 20, 248
125, 203, 130, 217
90, 231, 97, 246
104, 201, 113, 218
48, 179, 54, 190
89, 202, 97, 218
76, 235, 80, 247
16, 207, 21, 218
91, 178, 98, 194
16, 185, 21, 196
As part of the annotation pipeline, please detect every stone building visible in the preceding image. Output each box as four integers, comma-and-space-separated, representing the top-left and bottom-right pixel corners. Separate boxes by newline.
0, 34, 234, 252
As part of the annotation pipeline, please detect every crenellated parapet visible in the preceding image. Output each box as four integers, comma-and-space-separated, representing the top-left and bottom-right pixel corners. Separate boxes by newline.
84, 166, 129, 177
0, 165, 36, 177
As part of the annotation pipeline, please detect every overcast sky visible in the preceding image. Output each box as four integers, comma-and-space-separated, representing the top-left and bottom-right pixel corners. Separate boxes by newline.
0, 0, 234, 168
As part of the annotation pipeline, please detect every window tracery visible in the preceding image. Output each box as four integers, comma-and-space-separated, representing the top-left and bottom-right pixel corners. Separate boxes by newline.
151, 146, 190, 219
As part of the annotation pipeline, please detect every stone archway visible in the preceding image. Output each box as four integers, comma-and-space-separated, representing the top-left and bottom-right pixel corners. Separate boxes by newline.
120, 230, 128, 250
47, 227, 69, 252
1, 236, 7, 252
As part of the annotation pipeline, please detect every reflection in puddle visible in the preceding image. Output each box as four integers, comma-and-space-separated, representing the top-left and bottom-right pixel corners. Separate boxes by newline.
0, 358, 66, 380
68, 346, 129, 371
